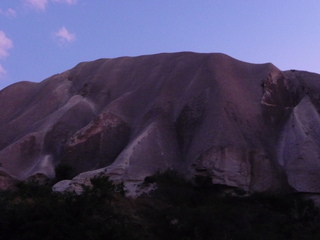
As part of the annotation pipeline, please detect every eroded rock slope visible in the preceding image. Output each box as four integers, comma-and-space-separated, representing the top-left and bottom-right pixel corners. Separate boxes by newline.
0, 52, 319, 194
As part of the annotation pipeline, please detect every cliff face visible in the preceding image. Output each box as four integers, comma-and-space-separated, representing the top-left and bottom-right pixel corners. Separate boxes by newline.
0, 52, 319, 194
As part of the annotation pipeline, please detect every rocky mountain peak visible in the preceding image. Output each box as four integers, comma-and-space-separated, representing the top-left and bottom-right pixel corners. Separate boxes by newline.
0, 52, 320, 195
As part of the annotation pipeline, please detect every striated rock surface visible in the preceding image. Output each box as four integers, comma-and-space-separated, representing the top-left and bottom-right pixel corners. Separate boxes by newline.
0, 52, 320, 195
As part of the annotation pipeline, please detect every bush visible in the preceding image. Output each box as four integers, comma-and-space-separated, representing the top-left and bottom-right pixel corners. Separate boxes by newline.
0, 171, 319, 240
140, 171, 320, 240
54, 163, 75, 182
0, 175, 137, 240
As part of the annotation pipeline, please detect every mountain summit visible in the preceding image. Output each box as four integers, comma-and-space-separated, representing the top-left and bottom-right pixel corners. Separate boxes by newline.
0, 52, 320, 194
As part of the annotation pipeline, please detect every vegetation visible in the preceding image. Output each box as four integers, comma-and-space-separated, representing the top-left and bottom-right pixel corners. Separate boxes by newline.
0, 170, 319, 239
54, 163, 76, 182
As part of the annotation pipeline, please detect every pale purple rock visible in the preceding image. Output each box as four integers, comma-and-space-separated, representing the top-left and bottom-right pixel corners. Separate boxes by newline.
0, 52, 319, 195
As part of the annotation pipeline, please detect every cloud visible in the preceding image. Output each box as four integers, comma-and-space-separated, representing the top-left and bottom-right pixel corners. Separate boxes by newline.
0, 31, 12, 78
54, 26, 76, 43
0, 31, 13, 59
6, 8, 17, 18
0, 8, 17, 18
0, 64, 6, 78
51, 0, 77, 5
24, 0, 48, 11
23, 0, 77, 11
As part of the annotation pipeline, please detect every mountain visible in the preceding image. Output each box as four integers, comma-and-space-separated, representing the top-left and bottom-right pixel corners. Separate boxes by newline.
0, 52, 320, 195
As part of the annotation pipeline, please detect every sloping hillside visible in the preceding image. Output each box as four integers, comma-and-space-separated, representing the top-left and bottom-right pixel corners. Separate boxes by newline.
0, 52, 320, 194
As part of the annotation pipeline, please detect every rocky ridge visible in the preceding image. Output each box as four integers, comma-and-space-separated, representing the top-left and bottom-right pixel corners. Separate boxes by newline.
0, 52, 320, 195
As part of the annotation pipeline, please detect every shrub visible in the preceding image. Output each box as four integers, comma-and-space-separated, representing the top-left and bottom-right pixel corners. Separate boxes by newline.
0, 170, 320, 240
54, 163, 75, 182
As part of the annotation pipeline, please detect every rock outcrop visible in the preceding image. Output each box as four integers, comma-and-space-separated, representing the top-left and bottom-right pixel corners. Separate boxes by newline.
0, 52, 319, 195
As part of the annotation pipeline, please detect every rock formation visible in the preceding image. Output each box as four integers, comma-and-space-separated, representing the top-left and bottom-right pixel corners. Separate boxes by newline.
0, 52, 319, 195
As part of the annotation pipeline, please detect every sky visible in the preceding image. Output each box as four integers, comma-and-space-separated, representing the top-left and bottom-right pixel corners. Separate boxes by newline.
0, 0, 320, 90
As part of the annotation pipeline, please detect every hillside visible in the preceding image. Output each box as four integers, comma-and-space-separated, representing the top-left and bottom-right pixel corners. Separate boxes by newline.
0, 52, 320, 195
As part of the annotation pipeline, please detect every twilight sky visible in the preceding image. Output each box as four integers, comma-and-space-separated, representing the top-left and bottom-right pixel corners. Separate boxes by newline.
0, 0, 320, 90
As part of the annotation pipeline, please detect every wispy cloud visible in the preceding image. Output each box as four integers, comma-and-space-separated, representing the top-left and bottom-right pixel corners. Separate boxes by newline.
24, 0, 77, 11
0, 31, 13, 59
0, 64, 7, 78
24, 0, 48, 11
54, 26, 76, 44
52, 0, 77, 5
0, 31, 12, 78
0, 8, 17, 18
